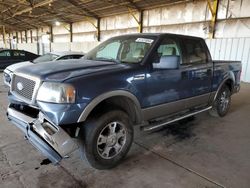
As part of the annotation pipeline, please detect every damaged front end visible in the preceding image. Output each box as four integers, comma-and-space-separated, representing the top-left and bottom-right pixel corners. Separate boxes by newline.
7, 104, 79, 164
6, 72, 81, 164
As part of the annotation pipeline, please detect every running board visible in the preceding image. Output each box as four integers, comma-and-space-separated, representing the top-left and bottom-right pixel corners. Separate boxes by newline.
141, 106, 212, 131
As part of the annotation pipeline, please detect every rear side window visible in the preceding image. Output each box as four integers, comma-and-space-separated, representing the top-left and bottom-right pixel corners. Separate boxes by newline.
183, 39, 207, 64
58, 55, 73, 60
72, 55, 83, 59
0, 50, 11, 57
58, 55, 83, 60
13, 51, 25, 57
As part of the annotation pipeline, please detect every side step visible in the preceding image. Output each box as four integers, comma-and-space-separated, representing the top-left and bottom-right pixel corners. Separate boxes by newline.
141, 106, 212, 131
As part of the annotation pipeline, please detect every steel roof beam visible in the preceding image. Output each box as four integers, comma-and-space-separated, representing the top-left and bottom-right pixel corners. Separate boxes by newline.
66, 0, 99, 19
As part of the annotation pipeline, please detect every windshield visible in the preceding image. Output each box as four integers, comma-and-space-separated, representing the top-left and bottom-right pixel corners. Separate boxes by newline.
84, 36, 156, 64
33, 53, 59, 63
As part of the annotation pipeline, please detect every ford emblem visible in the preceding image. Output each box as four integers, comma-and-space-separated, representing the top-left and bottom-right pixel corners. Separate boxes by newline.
17, 82, 24, 91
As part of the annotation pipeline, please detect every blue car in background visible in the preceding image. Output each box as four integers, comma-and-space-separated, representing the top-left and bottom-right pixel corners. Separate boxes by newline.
6, 33, 241, 169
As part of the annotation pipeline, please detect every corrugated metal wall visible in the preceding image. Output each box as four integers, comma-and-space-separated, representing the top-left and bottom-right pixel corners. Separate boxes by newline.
206, 38, 250, 83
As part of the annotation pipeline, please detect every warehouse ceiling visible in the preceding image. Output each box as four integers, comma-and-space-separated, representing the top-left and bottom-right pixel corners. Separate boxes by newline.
0, 0, 194, 32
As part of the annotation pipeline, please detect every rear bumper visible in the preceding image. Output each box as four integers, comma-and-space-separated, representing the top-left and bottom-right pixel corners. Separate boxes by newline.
7, 107, 78, 164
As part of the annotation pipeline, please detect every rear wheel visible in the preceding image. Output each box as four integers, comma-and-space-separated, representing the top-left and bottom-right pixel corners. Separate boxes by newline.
209, 85, 231, 117
79, 110, 133, 169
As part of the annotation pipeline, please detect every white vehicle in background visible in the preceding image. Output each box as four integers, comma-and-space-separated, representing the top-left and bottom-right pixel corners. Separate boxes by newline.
3, 51, 85, 86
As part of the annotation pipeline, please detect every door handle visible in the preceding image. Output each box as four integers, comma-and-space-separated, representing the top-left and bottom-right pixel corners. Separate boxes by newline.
181, 71, 188, 79
207, 69, 212, 75
133, 74, 145, 80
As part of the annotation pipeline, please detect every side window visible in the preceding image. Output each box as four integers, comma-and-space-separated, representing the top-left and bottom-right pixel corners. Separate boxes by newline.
153, 38, 181, 63
58, 55, 72, 60
26, 52, 35, 58
13, 51, 25, 57
96, 41, 120, 59
72, 55, 83, 59
58, 55, 83, 60
183, 39, 207, 64
157, 39, 180, 57
0, 50, 11, 57
120, 41, 150, 63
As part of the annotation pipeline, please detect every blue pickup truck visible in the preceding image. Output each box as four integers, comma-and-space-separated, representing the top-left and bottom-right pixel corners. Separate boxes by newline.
6, 33, 241, 169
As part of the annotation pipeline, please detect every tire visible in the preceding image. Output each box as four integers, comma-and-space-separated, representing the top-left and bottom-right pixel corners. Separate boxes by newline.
79, 110, 133, 169
209, 85, 231, 117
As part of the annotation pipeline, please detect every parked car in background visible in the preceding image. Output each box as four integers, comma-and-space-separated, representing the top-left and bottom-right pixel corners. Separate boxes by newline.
32, 51, 85, 63
0, 49, 39, 69
3, 51, 85, 86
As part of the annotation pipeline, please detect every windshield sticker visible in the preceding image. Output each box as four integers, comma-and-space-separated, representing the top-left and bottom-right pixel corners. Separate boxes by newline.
135, 38, 154, 44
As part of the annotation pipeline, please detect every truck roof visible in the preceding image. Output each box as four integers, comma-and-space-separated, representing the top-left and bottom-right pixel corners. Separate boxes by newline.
113, 33, 204, 41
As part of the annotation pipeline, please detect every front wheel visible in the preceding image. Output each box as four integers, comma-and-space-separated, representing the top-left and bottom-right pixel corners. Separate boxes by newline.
79, 110, 133, 169
209, 85, 231, 117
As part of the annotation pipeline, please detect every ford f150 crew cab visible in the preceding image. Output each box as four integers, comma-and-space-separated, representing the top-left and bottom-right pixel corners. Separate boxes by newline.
6, 33, 241, 169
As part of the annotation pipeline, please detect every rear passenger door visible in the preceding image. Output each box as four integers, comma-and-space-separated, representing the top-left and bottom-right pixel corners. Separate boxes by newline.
180, 37, 212, 108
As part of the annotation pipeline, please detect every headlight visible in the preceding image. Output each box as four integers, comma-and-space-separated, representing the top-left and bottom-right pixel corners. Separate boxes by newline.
3, 70, 12, 86
36, 82, 76, 103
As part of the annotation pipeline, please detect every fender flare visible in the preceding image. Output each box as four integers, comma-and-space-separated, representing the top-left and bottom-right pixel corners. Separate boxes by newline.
77, 90, 142, 123
213, 73, 235, 101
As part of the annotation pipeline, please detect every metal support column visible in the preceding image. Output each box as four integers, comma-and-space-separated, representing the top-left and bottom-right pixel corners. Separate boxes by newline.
20, 32, 23, 43
139, 11, 143, 33
69, 23, 73, 42
2, 26, 6, 48
16, 32, 19, 44
128, 8, 143, 33
97, 18, 100, 41
25, 30, 28, 43
85, 17, 100, 41
30, 30, 33, 43
9, 33, 11, 49
207, 0, 219, 39
36, 29, 39, 54
50, 26, 53, 43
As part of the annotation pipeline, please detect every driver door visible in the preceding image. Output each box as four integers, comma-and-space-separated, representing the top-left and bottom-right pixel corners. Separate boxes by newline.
144, 37, 186, 119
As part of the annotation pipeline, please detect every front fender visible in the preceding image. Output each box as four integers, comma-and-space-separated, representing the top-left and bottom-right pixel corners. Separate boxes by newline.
77, 90, 142, 123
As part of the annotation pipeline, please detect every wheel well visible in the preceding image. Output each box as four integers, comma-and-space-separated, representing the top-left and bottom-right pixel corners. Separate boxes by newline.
224, 79, 233, 92
87, 96, 141, 125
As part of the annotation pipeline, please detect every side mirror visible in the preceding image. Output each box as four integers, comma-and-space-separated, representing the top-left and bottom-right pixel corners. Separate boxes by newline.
153, 55, 180, 69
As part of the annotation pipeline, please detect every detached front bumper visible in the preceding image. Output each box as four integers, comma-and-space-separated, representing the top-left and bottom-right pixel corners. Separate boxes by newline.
7, 107, 79, 164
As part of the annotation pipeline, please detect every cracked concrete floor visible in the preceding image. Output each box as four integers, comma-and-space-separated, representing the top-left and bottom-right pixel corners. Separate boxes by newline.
0, 73, 250, 188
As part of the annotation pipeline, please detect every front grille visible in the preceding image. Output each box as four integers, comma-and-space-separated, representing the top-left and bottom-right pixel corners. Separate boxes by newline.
12, 75, 36, 101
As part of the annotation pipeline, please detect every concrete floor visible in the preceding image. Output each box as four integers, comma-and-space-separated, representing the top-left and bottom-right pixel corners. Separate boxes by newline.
0, 73, 250, 188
